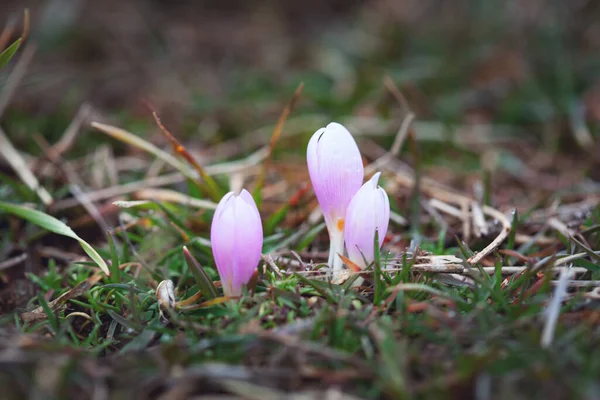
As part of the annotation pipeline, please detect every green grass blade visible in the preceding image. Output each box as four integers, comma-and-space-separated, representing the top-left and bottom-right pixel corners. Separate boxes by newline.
0, 38, 22, 70
36, 292, 58, 332
0, 201, 109, 275
183, 246, 218, 300
294, 222, 326, 251
107, 232, 121, 283
506, 209, 519, 250
90, 122, 197, 181
264, 204, 290, 236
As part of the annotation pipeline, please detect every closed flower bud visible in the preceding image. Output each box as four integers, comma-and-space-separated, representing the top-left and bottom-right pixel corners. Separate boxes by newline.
210, 189, 263, 297
306, 122, 364, 272
344, 172, 390, 269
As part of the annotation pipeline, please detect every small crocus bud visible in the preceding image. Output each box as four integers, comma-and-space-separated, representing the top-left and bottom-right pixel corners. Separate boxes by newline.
307, 122, 364, 273
344, 172, 390, 269
210, 189, 263, 297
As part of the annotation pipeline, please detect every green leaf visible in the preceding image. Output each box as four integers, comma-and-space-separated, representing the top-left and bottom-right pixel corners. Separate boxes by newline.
264, 204, 289, 235
183, 246, 218, 300
0, 38, 22, 70
107, 309, 141, 333
294, 222, 326, 251
36, 292, 58, 332
107, 232, 121, 283
373, 230, 390, 305
506, 209, 519, 250
294, 273, 336, 304
0, 201, 110, 275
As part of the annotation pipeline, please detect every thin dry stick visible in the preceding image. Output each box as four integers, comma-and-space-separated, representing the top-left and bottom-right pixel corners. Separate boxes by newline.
390, 113, 416, 157
383, 75, 410, 109
384, 75, 415, 157
467, 205, 512, 265
541, 266, 572, 348
52, 172, 184, 211
429, 198, 463, 218
34, 134, 111, 236
547, 217, 576, 238
286, 264, 588, 278
0, 126, 53, 205
389, 211, 408, 226
50, 103, 92, 156
0, 253, 27, 271
421, 199, 449, 232
471, 200, 488, 237
364, 138, 521, 266
0, 44, 35, 118
20, 9, 30, 42
261, 254, 283, 278
366, 142, 512, 265
529, 197, 599, 223
145, 158, 166, 179
461, 201, 471, 243
514, 233, 555, 246
554, 250, 600, 266
278, 255, 588, 277
69, 184, 112, 236
152, 112, 218, 193
51, 148, 267, 211
91, 121, 196, 180
365, 77, 415, 175
255, 82, 304, 192
132, 188, 217, 210
101, 145, 119, 187
552, 280, 600, 287
229, 172, 245, 194
0, 16, 17, 50
365, 113, 415, 176
569, 102, 595, 150
0, 9, 29, 56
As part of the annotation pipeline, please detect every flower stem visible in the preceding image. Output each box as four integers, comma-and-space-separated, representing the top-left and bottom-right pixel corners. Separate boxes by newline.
328, 228, 345, 275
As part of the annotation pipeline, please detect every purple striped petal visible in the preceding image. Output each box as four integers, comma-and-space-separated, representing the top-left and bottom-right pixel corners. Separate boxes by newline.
344, 172, 390, 269
306, 122, 364, 233
210, 189, 263, 296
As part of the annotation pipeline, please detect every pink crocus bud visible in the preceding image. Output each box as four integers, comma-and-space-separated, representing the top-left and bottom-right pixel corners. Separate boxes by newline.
307, 122, 364, 273
210, 189, 263, 297
344, 172, 390, 269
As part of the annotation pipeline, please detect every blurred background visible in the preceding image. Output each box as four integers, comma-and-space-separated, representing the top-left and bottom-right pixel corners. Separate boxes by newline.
2, 0, 600, 195
3, 2, 600, 397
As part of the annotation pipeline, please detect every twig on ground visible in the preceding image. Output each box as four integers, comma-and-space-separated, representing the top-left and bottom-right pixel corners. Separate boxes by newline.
541, 265, 572, 348
261, 254, 283, 278
131, 188, 217, 210
0, 253, 27, 271
467, 205, 512, 265
471, 200, 488, 237
0, 15, 17, 50
51, 148, 267, 211
152, 112, 221, 200
0, 126, 53, 205
461, 201, 471, 243
50, 103, 92, 156
34, 134, 112, 237
429, 199, 463, 218
254, 82, 303, 192
52, 172, 184, 211
0, 44, 35, 118
547, 217, 576, 238
276, 254, 590, 277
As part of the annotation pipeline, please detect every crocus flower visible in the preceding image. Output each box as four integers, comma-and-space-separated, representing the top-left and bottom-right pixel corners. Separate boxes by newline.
344, 172, 390, 269
307, 122, 364, 273
211, 189, 263, 297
